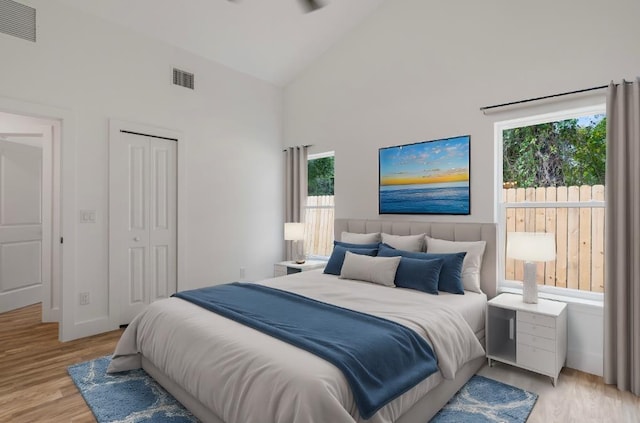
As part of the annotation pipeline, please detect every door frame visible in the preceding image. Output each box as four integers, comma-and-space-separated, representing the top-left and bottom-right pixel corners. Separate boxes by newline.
108, 119, 185, 327
0, 122, 57, 322
0, 97, 75, 341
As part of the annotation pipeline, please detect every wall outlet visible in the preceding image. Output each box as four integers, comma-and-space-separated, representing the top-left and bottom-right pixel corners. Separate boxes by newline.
239, 267, 246, 280
79, 292, 90, 305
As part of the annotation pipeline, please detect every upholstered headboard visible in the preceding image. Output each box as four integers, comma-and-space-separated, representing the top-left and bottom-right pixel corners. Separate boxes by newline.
334, 219, 498, 299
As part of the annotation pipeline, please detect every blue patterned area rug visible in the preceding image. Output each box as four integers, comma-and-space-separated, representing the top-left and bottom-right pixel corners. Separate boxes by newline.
430, 375, 538, 423
68, 356, 198, 423
69, 357, 536, 423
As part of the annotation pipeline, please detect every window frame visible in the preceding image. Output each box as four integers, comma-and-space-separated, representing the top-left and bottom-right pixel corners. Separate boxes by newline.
495, 104, 606, 303
305, 151, 335, 260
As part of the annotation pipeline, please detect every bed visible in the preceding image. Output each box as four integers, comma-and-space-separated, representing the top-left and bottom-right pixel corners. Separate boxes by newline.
108, 219, 498, 423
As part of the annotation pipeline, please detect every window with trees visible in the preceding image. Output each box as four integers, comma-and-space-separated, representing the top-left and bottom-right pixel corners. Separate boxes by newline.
304, 152, 334, 258
498, 106, 606, 298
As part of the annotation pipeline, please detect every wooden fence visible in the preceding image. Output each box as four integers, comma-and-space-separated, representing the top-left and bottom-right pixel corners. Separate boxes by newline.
302, 187, 605, 293
503, 185, 604, 293
303, 196, 335, 257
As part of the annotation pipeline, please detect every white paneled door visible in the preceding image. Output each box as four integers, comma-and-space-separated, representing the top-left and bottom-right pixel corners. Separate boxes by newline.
0, 138, 46, 313
110, 129, 177, 325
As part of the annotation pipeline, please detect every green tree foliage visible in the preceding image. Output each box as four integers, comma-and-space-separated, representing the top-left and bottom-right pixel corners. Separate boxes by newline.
308, 156, 334, 195
503, 115, 606, 188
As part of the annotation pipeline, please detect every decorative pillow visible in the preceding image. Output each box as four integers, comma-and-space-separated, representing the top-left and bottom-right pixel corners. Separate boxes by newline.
425, 236, 486, 294
381, 233, 425, 252
339, 251, 401, 287
394, 257, 444, 295
377, 243, 466, 294
341, 231, 381, 244
324, 245, 378, 276
334, 240, 380, 249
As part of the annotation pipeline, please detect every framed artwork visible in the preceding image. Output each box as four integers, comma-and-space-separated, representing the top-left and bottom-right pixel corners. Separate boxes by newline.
379, 135, 470, 215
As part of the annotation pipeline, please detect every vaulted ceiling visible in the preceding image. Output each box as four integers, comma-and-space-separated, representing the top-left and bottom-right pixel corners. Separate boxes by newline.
59, 0, 387, 86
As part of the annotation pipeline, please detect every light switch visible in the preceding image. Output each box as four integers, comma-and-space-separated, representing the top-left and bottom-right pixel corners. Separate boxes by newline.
80, 210, 97, 223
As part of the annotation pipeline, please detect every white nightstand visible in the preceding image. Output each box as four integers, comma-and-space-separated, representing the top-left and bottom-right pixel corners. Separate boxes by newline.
273, 260, 326, 277
486, 293, 567, 386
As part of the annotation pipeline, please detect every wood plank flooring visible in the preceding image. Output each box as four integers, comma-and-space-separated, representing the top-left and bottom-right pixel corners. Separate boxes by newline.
1, 304, 638, 422
0, 304, 122, 422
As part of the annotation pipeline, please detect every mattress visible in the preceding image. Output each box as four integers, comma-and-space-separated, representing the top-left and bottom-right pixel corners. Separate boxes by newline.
109, 271, 486, 423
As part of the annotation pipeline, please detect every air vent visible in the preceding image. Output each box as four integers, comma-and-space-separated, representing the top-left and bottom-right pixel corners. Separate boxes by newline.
0, 0, 36, 42
173, 68, 194, 90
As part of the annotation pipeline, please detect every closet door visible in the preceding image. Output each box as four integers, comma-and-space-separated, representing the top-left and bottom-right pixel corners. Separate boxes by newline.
110, 130, 177, 325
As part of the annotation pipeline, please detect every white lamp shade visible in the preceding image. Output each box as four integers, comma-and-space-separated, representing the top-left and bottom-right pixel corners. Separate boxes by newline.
284, 222, 305, 241
507, 232, 556, 262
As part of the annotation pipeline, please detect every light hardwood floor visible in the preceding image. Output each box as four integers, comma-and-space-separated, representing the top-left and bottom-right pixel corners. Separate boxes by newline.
0, 304, 122, 423
1, 304, 638, 422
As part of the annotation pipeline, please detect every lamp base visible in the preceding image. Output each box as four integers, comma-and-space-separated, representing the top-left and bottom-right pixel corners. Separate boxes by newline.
523, 262, 538, 304
295, 259, 306, 264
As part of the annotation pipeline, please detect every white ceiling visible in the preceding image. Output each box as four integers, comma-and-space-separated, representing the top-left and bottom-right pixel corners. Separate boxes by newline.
58, 0, 386, 86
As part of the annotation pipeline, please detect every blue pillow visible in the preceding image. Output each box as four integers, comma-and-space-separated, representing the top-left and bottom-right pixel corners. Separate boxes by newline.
334, 240, 380, 249
324, 245, 378, 275
394, 257, 443, 295
377, 243, 466, 294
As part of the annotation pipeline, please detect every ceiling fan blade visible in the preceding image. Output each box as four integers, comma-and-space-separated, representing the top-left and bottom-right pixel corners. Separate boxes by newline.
298, 0, 325, 13
227, 0, 325, 13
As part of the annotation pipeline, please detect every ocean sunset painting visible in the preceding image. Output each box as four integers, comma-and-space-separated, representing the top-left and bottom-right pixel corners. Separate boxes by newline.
379, 136, 470, 214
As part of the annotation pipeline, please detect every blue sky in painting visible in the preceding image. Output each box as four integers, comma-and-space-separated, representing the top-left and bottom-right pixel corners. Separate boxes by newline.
379, 136, 470, 186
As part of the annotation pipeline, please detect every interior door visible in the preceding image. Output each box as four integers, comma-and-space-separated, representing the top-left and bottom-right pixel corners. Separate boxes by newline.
0, 139, 43, 313
110, 130, 177, 325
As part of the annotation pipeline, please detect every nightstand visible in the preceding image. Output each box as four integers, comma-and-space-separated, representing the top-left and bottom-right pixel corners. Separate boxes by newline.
273, 260, 326, 277
486, 293, 567, 386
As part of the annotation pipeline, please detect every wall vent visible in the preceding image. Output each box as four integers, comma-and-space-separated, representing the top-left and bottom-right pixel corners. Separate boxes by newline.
0, 0, 36, 42
172, 68, 194, 90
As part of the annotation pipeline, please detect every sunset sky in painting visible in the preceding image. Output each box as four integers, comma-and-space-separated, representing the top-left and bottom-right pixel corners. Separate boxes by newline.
379, 136, 470, 186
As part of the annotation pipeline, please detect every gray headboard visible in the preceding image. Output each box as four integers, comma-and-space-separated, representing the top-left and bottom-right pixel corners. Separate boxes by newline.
334, 219, 498, 299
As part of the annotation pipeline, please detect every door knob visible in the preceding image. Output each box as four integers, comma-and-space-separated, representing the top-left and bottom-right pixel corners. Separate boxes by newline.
133, 237, 140, 242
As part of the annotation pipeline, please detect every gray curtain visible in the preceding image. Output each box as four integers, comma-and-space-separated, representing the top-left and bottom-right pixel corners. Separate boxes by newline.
604, 78, 640, 395
284, 146, 308, 260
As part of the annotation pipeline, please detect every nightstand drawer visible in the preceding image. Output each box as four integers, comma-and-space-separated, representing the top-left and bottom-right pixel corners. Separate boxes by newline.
518, 343, 555, 375
518, 321, 556, 339
518, 332, 556, 352
518, 311, 556, 328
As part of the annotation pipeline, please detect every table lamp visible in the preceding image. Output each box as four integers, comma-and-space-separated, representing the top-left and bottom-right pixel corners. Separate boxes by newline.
506, 232, 556, 304
284, 222, 305, 264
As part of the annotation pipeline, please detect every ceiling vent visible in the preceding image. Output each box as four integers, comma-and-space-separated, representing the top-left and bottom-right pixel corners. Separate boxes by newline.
172, 68, 194, 90
0, 0, 36, 42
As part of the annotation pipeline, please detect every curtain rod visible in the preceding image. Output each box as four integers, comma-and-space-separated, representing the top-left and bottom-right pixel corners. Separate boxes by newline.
480, 84, 609, 113
282, 144, 313, 152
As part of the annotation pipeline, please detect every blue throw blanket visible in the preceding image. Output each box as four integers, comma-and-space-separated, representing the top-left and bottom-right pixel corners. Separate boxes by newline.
173, 283, 438, 419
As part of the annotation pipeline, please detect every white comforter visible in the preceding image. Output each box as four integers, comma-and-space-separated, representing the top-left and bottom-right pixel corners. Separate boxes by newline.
108, 271, 485, 423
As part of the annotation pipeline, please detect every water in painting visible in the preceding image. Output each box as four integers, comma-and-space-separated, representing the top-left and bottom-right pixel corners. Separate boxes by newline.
379, 136, 470, 215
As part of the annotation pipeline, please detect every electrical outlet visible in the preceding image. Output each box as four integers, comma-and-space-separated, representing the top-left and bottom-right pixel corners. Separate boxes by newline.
239, 267, 246, 280
79, 292, 90, 305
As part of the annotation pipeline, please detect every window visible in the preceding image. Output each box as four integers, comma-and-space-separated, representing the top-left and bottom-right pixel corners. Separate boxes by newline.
304, 151, 335, 258
497, 105, 606, 299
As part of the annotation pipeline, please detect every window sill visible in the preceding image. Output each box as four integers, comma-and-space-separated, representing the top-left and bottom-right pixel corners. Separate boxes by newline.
499, 286, 603, 309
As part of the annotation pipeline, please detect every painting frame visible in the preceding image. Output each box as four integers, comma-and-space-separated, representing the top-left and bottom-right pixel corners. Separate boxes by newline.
378, 135, 471, 215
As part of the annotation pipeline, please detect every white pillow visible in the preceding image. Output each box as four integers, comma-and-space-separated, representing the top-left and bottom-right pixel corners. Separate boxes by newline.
341, 231, 381, 244
425, 235, 487, 293
381, 233, 425, 252
339, 251, 401, 287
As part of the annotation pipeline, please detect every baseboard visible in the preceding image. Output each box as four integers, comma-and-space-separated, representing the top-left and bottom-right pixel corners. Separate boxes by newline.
60, 316, 118, 342
0, 284, 42, 313
567, 349, 603, 377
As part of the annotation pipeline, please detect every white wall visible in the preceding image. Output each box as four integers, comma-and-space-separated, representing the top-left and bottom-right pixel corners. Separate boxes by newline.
0, 1, 283, 339
285, 0, 640, 222
284, 0, 639, 375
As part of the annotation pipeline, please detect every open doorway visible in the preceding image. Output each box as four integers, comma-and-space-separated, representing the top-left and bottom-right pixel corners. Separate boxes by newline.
0, 111, 61, 323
